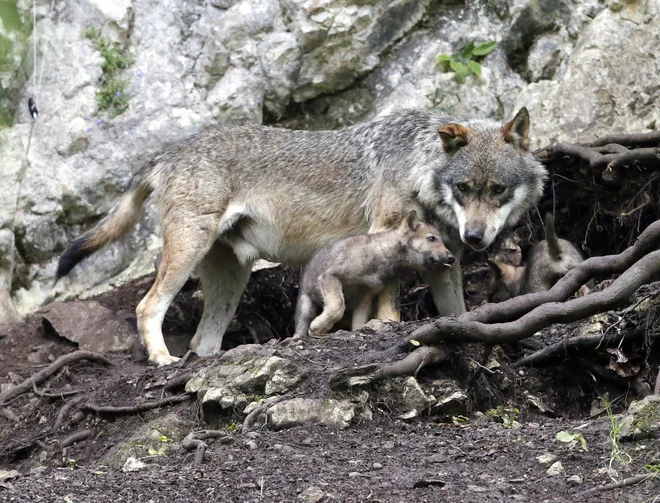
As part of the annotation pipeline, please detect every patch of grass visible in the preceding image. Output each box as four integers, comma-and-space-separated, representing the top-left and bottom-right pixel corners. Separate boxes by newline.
604, 399, 632, 471
436, 40, 497, 84
83, 27, 134, 116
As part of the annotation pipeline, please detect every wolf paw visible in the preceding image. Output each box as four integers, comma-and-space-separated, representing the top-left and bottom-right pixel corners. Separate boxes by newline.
149, 351, 180, 367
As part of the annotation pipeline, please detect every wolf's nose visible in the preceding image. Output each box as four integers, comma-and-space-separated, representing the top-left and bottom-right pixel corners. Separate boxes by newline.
464, 229, 484, 245
446, 253, 455, 264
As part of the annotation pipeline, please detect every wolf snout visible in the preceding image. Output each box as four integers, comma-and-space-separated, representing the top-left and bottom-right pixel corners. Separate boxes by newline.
425, 251, 455, 270
463, 228, 484, 247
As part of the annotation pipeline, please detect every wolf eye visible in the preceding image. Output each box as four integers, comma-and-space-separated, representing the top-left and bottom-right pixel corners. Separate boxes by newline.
456, 182, 469, 193
427, 235, 437, 243
492, 184, 506, 195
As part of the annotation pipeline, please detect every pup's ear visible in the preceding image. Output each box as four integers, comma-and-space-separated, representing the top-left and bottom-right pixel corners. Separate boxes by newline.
487, 259, 504, 278
401, 210, 420, 233
503, 107, 530, 151
438, 124, 470, 153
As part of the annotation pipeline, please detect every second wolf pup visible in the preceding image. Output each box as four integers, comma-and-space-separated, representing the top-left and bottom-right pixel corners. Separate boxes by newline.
294, 211, 454, 338
487, 213, 585, 302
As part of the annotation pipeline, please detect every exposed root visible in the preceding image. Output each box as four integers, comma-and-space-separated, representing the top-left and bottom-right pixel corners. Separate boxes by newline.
330, 346, 448, 390
242, 395, 290, 433
182, 430, 234, 465
59, 429, 93, 448
52, 396, 87, 432
575, 473, 656, 497
163, 373, 194, 393
584, 131, 660, 148
32, 382, 83, 399
82, 394, 192, 415
513, 327, 648, 368
0, 350, 113, 406
0, 407, 18, 422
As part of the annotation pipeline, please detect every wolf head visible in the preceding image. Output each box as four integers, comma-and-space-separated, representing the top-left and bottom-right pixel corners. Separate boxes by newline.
397, 211, 455, 272
430, 108, 547, 251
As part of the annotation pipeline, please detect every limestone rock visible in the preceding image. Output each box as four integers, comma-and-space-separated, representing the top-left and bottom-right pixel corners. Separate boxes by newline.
618, 394, 660, 442
268, 398, 357, 430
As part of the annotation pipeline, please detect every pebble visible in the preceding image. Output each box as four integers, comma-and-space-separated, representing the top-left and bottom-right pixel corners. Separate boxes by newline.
372, 462, 382, 470
122, 457, 146, 473
299, 486, 325, 503
567, 475, 583, 485
246, 440, 258, 451
348, 471, 361, 478
537, 453, 558, 466
547, 461, 564, 477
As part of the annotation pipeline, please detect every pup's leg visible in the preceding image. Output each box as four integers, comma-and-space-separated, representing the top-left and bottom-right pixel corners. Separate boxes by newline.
309, 274, 345, 335
375, 282, 400, 322
190, 242, 252, 356
424, 261, 466, 316
352, 292, 376, 330
137, 220, 217, 366
293, 293, 316, 338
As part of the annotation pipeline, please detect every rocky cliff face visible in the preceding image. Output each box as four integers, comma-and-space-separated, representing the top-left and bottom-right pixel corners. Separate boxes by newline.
0, 0, 658, 318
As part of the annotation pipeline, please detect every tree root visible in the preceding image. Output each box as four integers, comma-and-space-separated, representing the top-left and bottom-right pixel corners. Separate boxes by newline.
575, 473, 656, 497
243, 395, 290, 432
59, 429, 92, 448
330, 346, 448, 390
52, 396, 87, 432
0, 350, 113, 407
82, 394, 191, 415
513, 327, 648, 368
0, 407, 18, 422
182, 430, 234, 464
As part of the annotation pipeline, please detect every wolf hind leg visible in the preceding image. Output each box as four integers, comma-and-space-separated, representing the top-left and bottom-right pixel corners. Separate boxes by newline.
352, 292, 376, 330
309, 274, 345, 335
137, 217, 219, 366
375, 282, 400, 322
190, 242, 253, 356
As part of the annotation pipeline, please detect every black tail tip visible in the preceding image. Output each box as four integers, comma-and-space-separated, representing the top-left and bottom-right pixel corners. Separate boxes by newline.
55, 238, 92, 282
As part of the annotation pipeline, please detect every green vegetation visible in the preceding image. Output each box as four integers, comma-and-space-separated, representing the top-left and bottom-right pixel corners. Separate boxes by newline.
436, 40, 497, 84
604, 399, 631, 468
83, 27, 134, 116
555, 430, 588, 452
487, 406, 520, 429
0, 0, 31, 129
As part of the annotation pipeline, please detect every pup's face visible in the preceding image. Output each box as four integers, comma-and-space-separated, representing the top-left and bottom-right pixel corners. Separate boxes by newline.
434, 108, 547, 251
486, 260, 524, 303
399, 211, 455, 272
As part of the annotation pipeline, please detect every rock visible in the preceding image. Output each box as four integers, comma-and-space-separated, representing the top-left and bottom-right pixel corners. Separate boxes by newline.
122, 457, 146, 473
40, 300, 137, 353
361, 318, 387, 333
186, 345, 304, 419
429, 378, 469, 417
547, 461, 565, 477
299, 486, 325, 503
0, 470, 20, 481
267, 398, 357, 430
401, 376, 435, 416
527, 394, 554, 415
567, 475, 583, 485
618, 394, 660, 442
372, 462, 383, 470
537, 453, 558, 466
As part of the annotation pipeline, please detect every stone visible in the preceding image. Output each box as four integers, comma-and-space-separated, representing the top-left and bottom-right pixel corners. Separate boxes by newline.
547, 461, 565, 477
40, 300, 137, 353
537, 453, 558, 466
567, 475, 583, 485
0, 470, 20, 481
429, 378, 469, 417
401, 376, 435, 415
122, 457, 146, 472
618, 394, 660, 442
267, 398, 357, 430
299, 486, 325, 503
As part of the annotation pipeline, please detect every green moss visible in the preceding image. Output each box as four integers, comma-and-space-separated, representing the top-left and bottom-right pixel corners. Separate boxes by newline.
83, 27, 134, 116
630, 399, 660, 432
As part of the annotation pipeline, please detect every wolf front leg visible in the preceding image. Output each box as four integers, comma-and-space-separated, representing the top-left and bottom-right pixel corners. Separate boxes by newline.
424, 260, 466, 316
375, 282, 400, 322
190, 242, 253, 356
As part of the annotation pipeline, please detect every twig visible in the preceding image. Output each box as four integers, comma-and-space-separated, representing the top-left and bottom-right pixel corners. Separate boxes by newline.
182, 430, 234, 464
59, 429, 92, 448
52, 395, 87, 432
330, 346, 448, 390
0, 351, 113, 406
243, 395, 290, 432
82, 394, 191, 415
32, 382, 83, 399
654, 366, 660, 395
575, 473, 656, 497
513, 327, 647, 368
176, 350, 192, 368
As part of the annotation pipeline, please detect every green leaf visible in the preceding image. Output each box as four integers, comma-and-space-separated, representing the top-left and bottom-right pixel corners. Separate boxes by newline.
467, 60, 481, 77
473, 41, 497, 56
461, 41, 475, 60
436, 54, 451, 62
556, 431, 576, 443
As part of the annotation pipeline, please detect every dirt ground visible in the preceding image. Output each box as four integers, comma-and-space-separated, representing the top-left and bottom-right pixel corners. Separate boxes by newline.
1, 265, 659, 503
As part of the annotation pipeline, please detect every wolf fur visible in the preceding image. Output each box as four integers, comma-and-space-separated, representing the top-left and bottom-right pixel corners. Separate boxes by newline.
57, 107, 546, 366
294, 211, 454, 338
487, 213, 586, 303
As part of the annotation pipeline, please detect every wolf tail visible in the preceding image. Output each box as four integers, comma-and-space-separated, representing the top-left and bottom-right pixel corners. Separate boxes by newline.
544, 213, 562, 261
56, 173, 154, 281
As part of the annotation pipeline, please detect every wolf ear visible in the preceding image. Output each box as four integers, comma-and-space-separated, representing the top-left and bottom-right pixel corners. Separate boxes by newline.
438, 124, 470, 153
503, 107, 530, 151
401, 210, 420, 233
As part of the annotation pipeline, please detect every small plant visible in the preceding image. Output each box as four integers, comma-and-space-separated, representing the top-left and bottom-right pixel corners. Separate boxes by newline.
604, 400, 631, 469
555, 430, 588, 452
83, 27, 134, 116
452, 415, 469, 426
436, 40, 497, 84
488, 406, 521, 429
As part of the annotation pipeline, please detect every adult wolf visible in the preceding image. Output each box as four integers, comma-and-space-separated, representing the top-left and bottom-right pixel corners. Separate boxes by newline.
56, 107, 546, 366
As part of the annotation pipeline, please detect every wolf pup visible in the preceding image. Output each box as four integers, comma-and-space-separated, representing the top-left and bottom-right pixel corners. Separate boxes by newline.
56, 107, 546, 366
487, 213, 586, 302
294, 211, 454, 338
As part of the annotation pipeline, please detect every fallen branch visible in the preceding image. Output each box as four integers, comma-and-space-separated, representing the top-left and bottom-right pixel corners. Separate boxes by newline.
59, 429, 92, 448
575, 473, 655, 497
407, 250, 660, 348
513, 327, 647, 368
0, 351, 113, 406
243, 395, 290, 432
182, 430, 234, 465
82, 394, 191, 415
163, 373, 193, 393
331, 346, 448, 390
